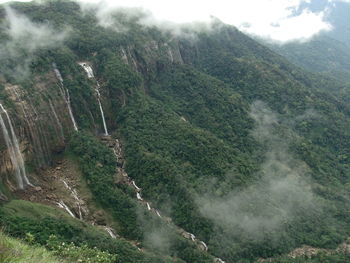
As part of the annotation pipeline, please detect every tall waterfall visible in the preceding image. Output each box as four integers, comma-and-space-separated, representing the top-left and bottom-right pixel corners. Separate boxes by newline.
52, 63, 78, 132
79, 63, 109, 136
0, 103, 31, 189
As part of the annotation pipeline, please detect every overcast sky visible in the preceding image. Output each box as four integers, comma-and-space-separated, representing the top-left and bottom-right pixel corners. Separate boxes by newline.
0, 0, 349, 43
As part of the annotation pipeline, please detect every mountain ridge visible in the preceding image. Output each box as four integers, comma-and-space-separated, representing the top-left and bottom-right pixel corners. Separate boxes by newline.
1, 1, 350, 263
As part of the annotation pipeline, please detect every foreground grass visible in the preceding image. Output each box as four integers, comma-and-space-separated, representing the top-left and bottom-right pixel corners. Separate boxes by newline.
0, 231, 68, 263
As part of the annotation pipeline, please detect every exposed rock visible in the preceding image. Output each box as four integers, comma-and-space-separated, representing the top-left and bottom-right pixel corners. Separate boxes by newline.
46, 193, 57, 200
34, 186, 42, 192
0, 192, 8, 201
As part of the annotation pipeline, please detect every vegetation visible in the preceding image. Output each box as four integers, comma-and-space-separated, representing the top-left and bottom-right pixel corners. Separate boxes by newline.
2, 1, 350, 262
0, 231, 70, 263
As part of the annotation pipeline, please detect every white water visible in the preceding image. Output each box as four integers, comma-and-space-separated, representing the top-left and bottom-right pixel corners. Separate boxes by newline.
64, 88, 78, 132
200, 241, 208, 251
155, 210, 162, 218
0, 103, 30, 189
79, 63, 94, 78
215, 258, 226, 263
104, 226, 117, 239
49, 100, 64, 140
136, 192, 143, 201
146, 202, 151, 211
132, 180, 141, 191
52, 63, 78, 132
57, 200, 76, 218
190, 233, 196, 242
78, 63, 108, 135
61, 179, 87, 220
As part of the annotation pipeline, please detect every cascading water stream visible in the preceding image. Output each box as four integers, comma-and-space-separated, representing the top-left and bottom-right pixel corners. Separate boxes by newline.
49, 100, 64, 140
200, 241, 208, 251
78, 63, 108, 136
57, 200, 76, 218
61, 179, 88, 220
52, 63, 78, 132
104, 226, 117, 239
110, 136, 216, 255
0, 103, 31, 189
11, 87, 50, 167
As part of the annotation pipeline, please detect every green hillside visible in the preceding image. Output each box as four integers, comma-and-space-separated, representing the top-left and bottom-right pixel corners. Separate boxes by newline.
1, 1, 350, 263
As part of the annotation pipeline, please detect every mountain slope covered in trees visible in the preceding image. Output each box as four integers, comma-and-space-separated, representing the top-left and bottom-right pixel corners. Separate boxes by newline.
1, 1, 350, 263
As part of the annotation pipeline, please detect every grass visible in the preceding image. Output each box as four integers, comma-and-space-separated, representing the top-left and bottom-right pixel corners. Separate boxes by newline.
1, 199, 111, 236
0, 231, 69, 263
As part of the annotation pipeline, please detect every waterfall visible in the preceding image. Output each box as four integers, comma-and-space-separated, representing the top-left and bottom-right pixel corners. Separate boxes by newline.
0, 103, 31, 189
136, 192, 143, 201
200, 241, 208, 251
155, 209, 162, 218
132, 180, 141, 191
61, 179, 87, 220
78, 62, 108, 136
104, 226, 117, 239
96, 84, 108, 136
52, 63, 78, 132
79, 63, 94, 78
146, 202, 151, 211
57, 200, 76, 218
49, 100, 64, 140
190, 233, 196, 242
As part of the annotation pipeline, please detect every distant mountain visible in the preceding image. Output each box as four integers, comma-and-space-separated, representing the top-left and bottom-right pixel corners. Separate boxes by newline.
261, 1, 350, 101
265, 35, 350, 73
2, 1, 350, 263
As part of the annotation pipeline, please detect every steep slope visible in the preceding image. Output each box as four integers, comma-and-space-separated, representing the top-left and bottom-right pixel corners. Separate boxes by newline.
1, 1, 350, 263
0, 231, 72, 263
265, 35, 350, 74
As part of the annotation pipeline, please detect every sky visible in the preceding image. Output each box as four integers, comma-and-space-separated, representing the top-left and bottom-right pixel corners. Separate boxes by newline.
0, 0, 349, 43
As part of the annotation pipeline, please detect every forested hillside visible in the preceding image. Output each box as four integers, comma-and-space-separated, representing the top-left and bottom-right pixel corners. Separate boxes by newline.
1, 1, 350, 263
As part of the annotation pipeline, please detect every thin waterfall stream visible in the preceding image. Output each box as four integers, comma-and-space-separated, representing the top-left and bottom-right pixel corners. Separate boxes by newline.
0, 103, 31, 189
52, 63, 78, 132
79, 62, 109, 136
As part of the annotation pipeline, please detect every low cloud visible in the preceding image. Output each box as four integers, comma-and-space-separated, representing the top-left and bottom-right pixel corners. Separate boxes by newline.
77, 0, 331, 43
137, 207, 173, 254
196, 101, 317, 240
0, 6, 68, 78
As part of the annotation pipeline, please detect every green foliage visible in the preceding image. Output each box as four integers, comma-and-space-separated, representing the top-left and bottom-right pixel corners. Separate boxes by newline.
0, 231, 70, 263
269, 252, 350, 263
69, 132, 141, 239
4, 1, 350, 262
46, 235, 117, 263
0, 200, 175, 263
68, 132, 213, 263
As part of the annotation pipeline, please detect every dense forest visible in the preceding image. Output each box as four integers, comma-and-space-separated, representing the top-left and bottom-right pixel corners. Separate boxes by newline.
1, 0, 350, 262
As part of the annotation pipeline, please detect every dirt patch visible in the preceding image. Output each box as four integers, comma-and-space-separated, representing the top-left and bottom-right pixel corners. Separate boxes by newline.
15, 158, 95, 221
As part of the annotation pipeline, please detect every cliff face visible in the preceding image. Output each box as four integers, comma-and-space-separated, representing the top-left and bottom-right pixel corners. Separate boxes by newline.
0, 35, 188, 188
1, 72, 72, 186
3, 1, 350, 263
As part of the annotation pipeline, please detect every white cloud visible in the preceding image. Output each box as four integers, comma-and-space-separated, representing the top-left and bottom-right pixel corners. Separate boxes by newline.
329, 0, 350, 2
78, 0, 332, 43
0, 0, 333, 43
0, 6, 68, 77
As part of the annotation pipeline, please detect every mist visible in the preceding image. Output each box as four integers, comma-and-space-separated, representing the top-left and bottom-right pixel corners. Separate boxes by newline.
137, 206, 173, 255
79, 2, 216, 38
76, 0, 332, 43
196, 101, 318, 240
0, 6, 68, 78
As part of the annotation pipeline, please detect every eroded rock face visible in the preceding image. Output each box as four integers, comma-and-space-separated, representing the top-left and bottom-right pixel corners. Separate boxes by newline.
0, 191, 8, 201
0, 71, 77, 190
